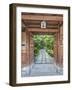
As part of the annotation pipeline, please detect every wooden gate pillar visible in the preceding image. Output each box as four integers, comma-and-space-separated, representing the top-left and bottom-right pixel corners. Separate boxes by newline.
58, 25, 63, 67
21, 30, 30, 67
53, 25, 63, 67
29, 33, 34, 64
53, 33, 58, 64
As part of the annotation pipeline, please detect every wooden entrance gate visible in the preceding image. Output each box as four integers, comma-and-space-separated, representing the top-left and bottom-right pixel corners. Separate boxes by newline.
21, 13, 63, 68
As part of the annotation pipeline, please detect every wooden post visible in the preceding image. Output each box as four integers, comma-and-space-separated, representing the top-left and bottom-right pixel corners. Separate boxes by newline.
56, 25, 63, 67
29, 33, 34, 64
53, 33, 58, 64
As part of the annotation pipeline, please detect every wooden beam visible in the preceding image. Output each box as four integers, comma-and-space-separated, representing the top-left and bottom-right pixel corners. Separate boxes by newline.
22, 24, 58, 29
27, 28, 59, 33
22, 14, 63, 21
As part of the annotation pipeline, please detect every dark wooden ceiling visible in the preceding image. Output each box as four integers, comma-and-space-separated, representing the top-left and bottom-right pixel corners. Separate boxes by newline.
22, 13, 63, 29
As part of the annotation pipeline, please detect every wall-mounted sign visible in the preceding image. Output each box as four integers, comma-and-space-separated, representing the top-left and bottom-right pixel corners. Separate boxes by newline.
41, 21, 46, 28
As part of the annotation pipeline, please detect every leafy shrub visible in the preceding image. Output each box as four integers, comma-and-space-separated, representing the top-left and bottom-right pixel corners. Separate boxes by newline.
33, 35, 55, 57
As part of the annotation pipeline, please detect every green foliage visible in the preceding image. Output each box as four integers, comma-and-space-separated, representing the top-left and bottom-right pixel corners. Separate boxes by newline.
33, 35, 55, 57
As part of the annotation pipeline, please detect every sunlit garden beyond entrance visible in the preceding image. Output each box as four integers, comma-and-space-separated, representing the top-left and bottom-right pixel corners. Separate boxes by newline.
33, 35, 54, 64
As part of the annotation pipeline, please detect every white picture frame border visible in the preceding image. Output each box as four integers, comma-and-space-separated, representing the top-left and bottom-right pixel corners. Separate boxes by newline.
15, 5, 69, 84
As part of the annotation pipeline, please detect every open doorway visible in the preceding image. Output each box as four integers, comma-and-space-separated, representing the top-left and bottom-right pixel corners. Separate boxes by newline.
33, 34, 55, 64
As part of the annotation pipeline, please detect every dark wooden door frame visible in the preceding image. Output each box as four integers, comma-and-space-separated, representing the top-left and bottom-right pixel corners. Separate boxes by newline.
28, 30, 59, 64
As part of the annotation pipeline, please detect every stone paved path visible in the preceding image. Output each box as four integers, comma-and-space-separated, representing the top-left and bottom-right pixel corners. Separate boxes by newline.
21, 49, 63, 77
35, 49, 54, 64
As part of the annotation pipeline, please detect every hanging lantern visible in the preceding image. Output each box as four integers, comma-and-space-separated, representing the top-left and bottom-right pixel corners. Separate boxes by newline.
41, 21, 46, 28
